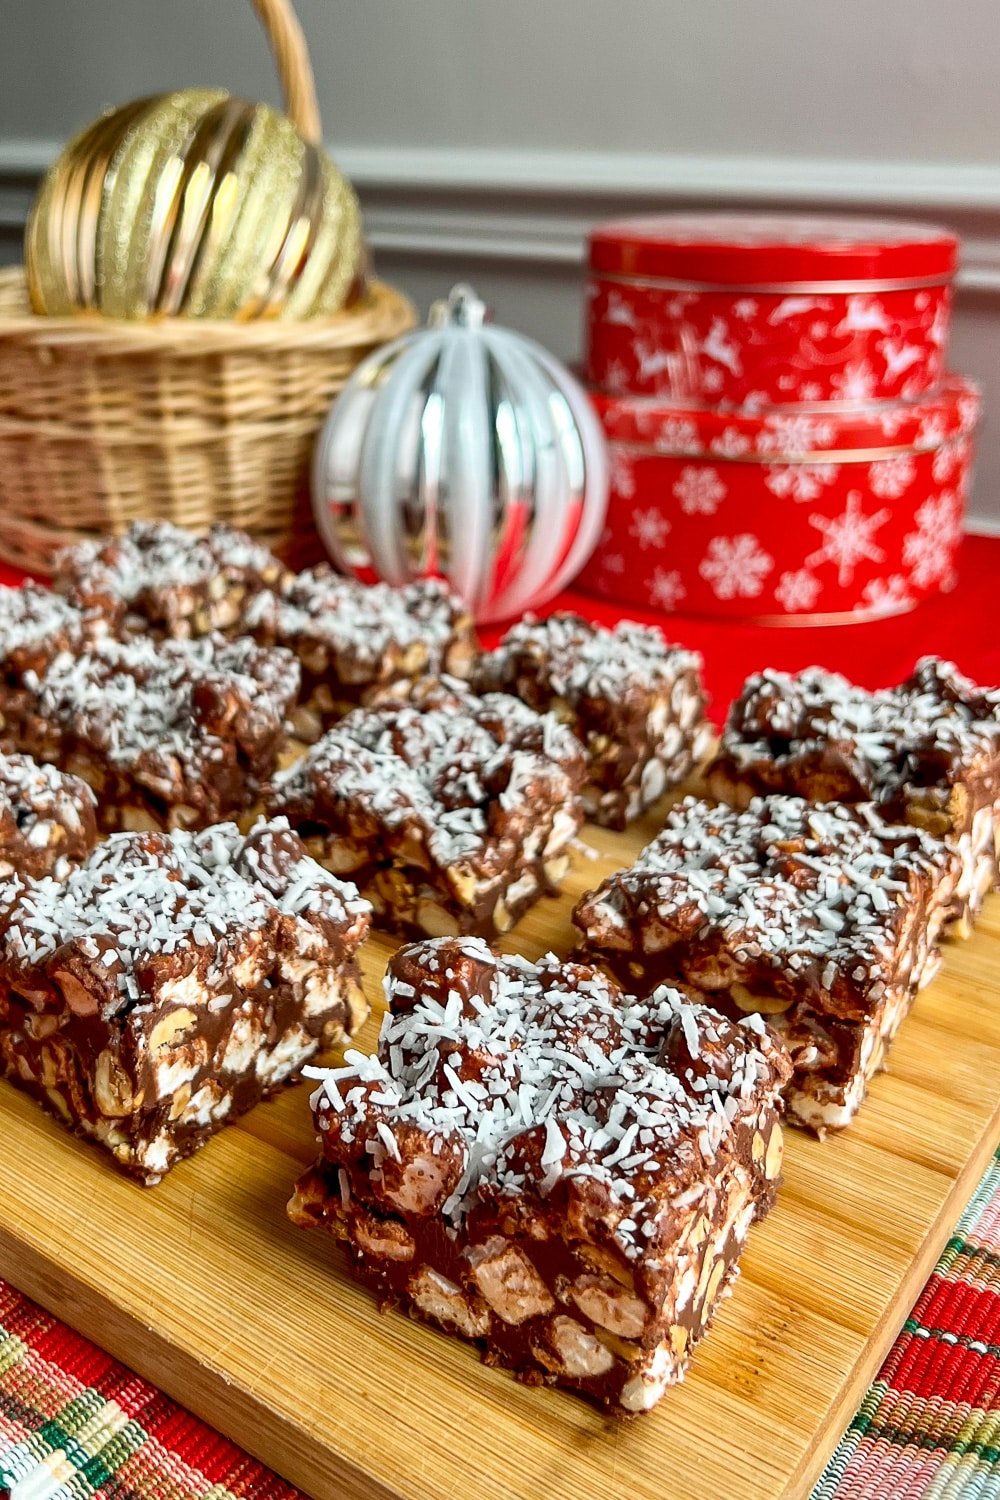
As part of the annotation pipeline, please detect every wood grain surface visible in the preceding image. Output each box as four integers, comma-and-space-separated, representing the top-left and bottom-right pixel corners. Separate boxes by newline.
2, 800, 999, 1500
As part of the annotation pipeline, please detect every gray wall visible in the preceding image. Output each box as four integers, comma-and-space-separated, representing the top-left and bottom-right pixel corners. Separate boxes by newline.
2, 0, 999, 524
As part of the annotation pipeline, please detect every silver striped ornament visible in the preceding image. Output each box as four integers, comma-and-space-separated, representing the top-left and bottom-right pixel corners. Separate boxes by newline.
312, 284, 609, 623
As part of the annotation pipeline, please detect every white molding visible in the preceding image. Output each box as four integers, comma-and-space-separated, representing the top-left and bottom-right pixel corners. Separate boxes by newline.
966, 516, 1000, 538
8, 137, 1000, 204
0, 140, 55, 175
339, 145, 1000, 209
4, 137, 1000, 288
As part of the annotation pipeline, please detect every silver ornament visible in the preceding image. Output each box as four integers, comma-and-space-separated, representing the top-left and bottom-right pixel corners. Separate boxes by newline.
312, 283, 609, 622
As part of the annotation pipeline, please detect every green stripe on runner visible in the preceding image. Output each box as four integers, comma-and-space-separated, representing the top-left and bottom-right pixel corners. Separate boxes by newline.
852, 1425, 998, 1461
936, 1238, 1000, 1275
0, 1391, 147, 1495
48, 1402, 147, 1493
31, 1416, 107, 1485
838, 1380, 885, 1437
841, 1409, 1000, 1462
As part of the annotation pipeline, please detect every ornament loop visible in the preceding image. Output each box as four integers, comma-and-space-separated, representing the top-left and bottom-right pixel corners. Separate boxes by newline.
428, 283, 489, 330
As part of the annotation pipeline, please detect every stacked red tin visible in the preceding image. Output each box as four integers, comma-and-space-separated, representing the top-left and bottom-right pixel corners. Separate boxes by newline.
576, 214, 980, 621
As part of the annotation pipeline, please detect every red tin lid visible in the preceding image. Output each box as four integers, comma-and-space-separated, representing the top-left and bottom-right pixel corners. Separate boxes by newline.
590, 373, 980, 460
589, 214, 958, 289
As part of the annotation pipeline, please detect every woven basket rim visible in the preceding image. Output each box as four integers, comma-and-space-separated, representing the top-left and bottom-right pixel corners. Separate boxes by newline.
0, 266, 414, 353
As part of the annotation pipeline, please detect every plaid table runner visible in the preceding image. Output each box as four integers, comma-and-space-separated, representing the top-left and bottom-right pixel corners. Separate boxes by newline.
2, 1149, 999, 1500
814, 1146, 1000, 1500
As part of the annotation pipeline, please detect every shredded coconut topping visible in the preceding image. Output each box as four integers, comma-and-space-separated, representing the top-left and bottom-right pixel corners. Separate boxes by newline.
575, 794, 956, 997
270, 677, 585, 870
0, 818, 370, 1015
245, 567, 471, 674
0, 753, 94, 816
56, 521, 286, 612
473, 612, 703, 703
0, 753, 96, 873
0, 583, 93, 673
719, 657, 1000, 800
24, 633, 299, 781
308, 937, 788, 1248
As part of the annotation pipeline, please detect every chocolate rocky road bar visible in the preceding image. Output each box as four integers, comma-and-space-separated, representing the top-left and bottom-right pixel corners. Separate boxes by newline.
266, 675, 586, 940
0, 752, 98, 882
708, 656, 1000, 935
2, 631, 300, 834
54, 519, 291, 640
573, 795, 959, 1133
0, 583, 104, 703
289, 937, 790, 1414
470, 612, 712, 830
0, 819, 371, 1184
245, 566, 477, 741
56, 522, 477, 739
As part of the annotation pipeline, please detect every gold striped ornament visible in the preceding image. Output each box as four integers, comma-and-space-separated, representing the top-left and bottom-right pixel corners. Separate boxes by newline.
26, 88, 363, 321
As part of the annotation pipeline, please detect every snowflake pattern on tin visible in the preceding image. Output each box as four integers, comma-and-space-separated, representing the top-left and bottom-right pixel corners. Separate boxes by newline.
701, 318, 743, 377
603, 358, 632, 393
604, 291, 639, 328
698, 534, 774, 601
709, 426, 753, 458
878, 407, 911, 439
877, 338, 924, 384
755, 414, 837, 456
656, 417, 700, 452
763, 464, 839, 503
634, 339, 680, 387
806, 492, 890, 587
830, 360, 879, 401
673, 465, 727, 516
665, 294, 696, 318
587, 264, 952, 405
773, 568, 822, 613
957, 392, 981, 433
902, 491, 963, 588
932, 443, 959, 484
602, 553, 626, 576
833, 296, 892, 335
630, 506, 671, 551
859, 575, 915, 617
610, 449, 637, 500
917, 413, 948, 449
901, 371, 931, 401
647, 567, 687, 612
867, 455, 917, 499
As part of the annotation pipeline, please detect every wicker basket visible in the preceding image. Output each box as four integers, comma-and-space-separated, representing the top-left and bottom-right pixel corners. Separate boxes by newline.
0, 0, 415, 575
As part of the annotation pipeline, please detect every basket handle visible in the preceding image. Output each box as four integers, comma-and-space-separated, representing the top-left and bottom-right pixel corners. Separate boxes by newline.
250, 0, 322, 145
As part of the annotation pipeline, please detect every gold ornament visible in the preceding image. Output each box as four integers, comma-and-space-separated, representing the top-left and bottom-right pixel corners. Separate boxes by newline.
25, 88, 363, 321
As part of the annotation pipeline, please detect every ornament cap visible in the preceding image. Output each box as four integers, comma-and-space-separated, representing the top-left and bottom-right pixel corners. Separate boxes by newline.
428, 283, 489, 330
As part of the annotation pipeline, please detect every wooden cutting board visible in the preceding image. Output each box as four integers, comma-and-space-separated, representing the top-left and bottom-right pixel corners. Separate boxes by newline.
2, 800, 1000, 1500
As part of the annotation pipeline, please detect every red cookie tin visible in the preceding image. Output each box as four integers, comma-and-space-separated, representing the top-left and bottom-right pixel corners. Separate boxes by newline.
586, 214, 958, 408
574, 375, 980, 624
